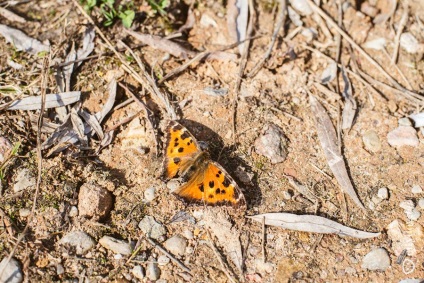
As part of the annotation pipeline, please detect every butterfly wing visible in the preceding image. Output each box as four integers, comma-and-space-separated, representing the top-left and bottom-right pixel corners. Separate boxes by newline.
173, 161, 246, 207
161, 120, 202, 180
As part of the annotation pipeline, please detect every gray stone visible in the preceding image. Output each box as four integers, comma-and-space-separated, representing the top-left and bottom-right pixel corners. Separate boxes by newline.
164, 235, 187, 256
13, 168, 36, 193
58, 231, 95, 255
78, 183, 113, 219
18, 208, 30, 218
254, 123, 288, 164
254, 259, 274, 275
400, 200, 415, 211
387, 126, 419, 147
0, 257, 23, 283
282, 191, 292, 200
99, 236, 132, 255
362, 130, 381, 152
146, 262, 161, 280
131, 265, 144, 280
398, 118, 413, 126
144, 187, 156, 202
56, 264, 64, 275
361, 248, 391, 271
138, 216, 166, 240
406, 208, 421, 221
69, 206, 78, 217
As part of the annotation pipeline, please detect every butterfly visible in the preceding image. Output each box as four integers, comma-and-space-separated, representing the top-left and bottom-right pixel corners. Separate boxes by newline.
161, 120, 246, 207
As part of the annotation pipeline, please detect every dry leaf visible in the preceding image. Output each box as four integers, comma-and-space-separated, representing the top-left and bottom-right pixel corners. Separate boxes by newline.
248, 213, 380, 239
309, 95, 364, 209
0, 24, 49, 55
341, 67, 357, 130
204, 210, 243, 273
7, 91, 81, 111
227, 0, 249, 54
125, 30, 195, 59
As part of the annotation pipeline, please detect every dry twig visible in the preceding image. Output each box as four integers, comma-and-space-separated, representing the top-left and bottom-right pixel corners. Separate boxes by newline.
146, 237, 191, 273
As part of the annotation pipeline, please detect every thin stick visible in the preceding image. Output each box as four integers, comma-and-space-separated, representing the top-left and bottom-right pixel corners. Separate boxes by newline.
306, 0, 421, 101
391, 3, 408, 64
0, 56, 49, 277
105, 110, 143, 132
261, 216, 266, 263
146, 237, 191, 273
247, 0, 287, 78
206, 230, 238, 283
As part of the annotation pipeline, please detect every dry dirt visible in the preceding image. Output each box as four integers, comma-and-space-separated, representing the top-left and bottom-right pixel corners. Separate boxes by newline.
1, 0, 424, 282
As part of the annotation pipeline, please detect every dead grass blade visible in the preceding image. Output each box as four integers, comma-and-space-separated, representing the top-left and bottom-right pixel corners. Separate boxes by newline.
0, 7, 26, 23
247, 0, 287, 78
340, 67, 357, 130
124, 30, 195, 59
0, 24, 49, 54
247, 213, 380, 239
7, 91, 81, 110
308, 94, 365, 210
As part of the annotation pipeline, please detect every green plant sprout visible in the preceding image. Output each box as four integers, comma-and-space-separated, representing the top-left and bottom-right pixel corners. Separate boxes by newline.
81, 0, 135, 28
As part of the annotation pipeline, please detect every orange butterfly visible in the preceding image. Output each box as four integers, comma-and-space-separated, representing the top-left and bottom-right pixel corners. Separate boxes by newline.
161, 121, 245, 207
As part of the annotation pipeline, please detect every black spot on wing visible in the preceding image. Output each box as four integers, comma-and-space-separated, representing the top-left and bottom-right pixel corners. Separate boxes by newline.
209, 180, 215, 188
173, 157, 181, 164
172, 124, 183, 131
199, 183, 204, 192
222, 177, 231, 188
208, 194, 214, 199
221, 189, 226, 194
174, 137, 179, 142
181, 132, 190, 140
178, 147, 184, 153
215, 188, 221, 194
174, 142, 179, 147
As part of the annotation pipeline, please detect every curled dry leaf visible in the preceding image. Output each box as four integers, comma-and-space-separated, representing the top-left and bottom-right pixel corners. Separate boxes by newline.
7, 91, 81, 111
0, 24, 49, 55
125, 30, 195, 59
248, 213, 380, 239
309, 95, 364, 209
341, 67, 357, 130
227, 0, 249, 54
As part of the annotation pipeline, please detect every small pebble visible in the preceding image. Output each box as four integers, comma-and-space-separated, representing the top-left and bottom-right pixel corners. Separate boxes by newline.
400, 200, 415, 211
78, 183, 113, 219
282, 191, 292, 200
361, 248, 391, 271
345, 267, 356, 275
387, 126, 419, 148
371, 196, 383, 205
418, 198, 424, 209
0, 257, 23, 283
56, 264, 64, 275
377, 187, 389, 200
164, 235, 187, 256
156, 279, 167, 283
400, 32, 422, 54
132, 265, 144, 280
144, 187, 156, 202
58, 231, 95, 255
138, 216, 166, 240
185, 246, 194, 254
398, 117, 413, 126
411, 185, 423, 194
146, 262, 161, 280
254, 123, 288, 164
99, 236, 132, 255
69, 206, 78, 217
182, 229, 194, 240
362, 130, 381, 152
19, 208, 31, 218
157, 255, 170, 266
406, 208, 421, 221
254, 259, 274, 275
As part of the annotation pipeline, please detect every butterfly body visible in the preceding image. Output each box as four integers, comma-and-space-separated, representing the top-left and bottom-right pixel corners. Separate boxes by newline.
161, 121, 245, 207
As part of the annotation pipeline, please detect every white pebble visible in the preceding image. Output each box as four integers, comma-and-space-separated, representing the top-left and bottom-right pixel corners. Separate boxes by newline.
19, 208, 31, 218
377, 187, 389, 200
406, 208, 421, 221
99, 236, 133, 255
361, 248, 391, 271
164, 235, 187, 256
411, 185, 423, 194
398, 117, 412, 126
69, 206, 78, 217
157, 255, 170, 266
282, 191, 292, 200
399, 200, 415, 211
144, 187, 156, 202
182, 229, 194, 240
418, 198, 424, 209
146, 262, 161, 280
0, 257, 23, 283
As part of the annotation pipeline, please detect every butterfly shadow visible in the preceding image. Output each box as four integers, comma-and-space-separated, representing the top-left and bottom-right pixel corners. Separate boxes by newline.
179, 119, 262, 209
